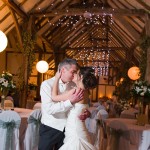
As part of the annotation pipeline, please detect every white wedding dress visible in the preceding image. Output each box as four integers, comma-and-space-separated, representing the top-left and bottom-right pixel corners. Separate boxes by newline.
59, 103, 97, 150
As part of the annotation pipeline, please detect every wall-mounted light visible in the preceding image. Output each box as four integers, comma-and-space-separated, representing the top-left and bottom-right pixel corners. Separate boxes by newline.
128, 66, 140, 80
0, 30, 8, 52
36, 60, 49, 73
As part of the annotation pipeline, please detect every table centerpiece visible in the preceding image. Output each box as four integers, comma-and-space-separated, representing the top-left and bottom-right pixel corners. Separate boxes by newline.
0, 71, 16, 108
131, 80, 150, 125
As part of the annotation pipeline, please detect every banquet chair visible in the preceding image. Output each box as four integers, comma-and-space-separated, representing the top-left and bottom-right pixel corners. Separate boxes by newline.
24, 109, 42, 150
4, 99, 14, 110
106, 120, 131, 150
120, 108, 138, 119
94, 109, 108, 150
0, 110, 21, 150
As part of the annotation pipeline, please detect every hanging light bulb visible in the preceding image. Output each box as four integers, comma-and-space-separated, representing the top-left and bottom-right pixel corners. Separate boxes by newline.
36, 60, 49, 73
0, 30, 8, 52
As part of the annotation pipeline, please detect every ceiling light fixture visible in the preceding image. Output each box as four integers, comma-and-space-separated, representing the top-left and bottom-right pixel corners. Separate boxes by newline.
0, 30, 8, 52
36, 60, 49, 73
128, 66, 140, 80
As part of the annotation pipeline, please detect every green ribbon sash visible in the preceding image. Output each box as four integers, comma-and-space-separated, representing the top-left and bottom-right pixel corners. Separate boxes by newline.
0, 120, 20, 150
27, 115, 41, 147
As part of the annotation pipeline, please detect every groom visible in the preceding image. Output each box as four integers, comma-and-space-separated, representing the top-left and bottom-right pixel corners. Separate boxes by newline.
38, 58, 90, 150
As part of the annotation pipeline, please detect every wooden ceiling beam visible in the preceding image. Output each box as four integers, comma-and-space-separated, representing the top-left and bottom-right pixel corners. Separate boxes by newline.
111, 51, 125, 64
38, 36, 54, 50
32, 8, 146, 17
110, 27, 128, 48
2, 0, 28, 19
37, 16, 62, 35
66, 46, 126, 51
89, 37, 109, 41
9, 8, 23, 46
77, 60, 121, 63
136, 0, 150, 11
114, 15, 140, 40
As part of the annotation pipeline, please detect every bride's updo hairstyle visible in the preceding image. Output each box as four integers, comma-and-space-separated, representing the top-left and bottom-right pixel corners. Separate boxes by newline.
79, 67, 98, 89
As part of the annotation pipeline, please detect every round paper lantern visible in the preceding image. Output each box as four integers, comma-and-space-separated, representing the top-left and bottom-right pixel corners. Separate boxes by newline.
36, 60, 49, 73
0, 30, 8, 52
128, 67, 140, 80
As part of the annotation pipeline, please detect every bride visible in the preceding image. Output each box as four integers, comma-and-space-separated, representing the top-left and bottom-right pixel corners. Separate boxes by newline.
52, 67, 98, 150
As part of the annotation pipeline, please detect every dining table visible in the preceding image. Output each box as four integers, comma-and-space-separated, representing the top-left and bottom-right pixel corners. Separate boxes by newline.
105, 118, 150, 150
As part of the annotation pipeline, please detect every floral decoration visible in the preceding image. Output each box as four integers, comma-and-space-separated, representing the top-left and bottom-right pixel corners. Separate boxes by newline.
114, 100, 130, 116
131, 80, 150, 98
0, 71, 16, 96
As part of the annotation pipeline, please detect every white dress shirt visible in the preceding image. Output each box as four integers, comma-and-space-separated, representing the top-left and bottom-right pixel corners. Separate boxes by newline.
40, 76, 75, 131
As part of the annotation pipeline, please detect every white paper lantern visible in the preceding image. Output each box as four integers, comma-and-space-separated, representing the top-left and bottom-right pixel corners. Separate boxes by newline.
0, 30, 8, 52
128, 66, 140, 80
36, 60, 49, 73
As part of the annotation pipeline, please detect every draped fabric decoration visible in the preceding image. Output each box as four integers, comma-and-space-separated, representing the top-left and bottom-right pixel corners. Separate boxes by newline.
94, 109, 108, 150
106, 120, 131, 150
0, 120, 20, 150
107, 128, 130, 150
0, 110, 21, 150
28, 115, 41, 147
24, 109, 42, 150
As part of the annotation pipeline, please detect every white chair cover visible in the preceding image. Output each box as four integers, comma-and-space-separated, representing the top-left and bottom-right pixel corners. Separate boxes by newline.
94, 109, 108, 150
120, 108, 138, 119
0, 110, 21, 150
106, 120, 130, 150
138, 130, 150, 150
96, 109, 108, 120
24, 109, 42, 150
33, 102, 41, 110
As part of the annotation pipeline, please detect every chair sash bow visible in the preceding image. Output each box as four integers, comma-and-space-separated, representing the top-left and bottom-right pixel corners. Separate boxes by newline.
108, 127, 129, 150
28, 115, 41, 125
28, 115, 41, 147
0, 120, 20, 150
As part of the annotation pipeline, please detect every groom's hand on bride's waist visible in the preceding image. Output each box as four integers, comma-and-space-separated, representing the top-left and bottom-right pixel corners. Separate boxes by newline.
70, 88, 84, 104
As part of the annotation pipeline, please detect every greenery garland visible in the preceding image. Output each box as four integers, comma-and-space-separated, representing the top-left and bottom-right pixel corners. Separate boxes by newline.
17, 31, 36, 90
21, 31, 36, 75
139, 36, 150, 80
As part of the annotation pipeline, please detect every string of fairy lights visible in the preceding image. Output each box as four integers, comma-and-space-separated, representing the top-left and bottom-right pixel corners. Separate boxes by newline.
36, 0, 114, 76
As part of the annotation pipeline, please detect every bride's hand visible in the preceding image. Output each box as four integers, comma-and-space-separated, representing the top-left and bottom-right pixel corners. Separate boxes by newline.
55, 70, 61, 79
78, 109, 91, 121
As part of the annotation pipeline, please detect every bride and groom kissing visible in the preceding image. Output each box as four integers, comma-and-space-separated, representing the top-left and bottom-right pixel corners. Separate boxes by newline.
38, 58, 98, 150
